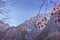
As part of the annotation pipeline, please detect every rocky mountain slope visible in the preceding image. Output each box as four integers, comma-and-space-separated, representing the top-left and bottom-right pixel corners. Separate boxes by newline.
36, 5, 60, 40
0, 13, 50, 40
0, 21, 9, 31
17, 13, 50, 40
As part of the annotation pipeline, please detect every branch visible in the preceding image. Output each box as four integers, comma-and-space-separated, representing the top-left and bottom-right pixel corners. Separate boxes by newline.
49, 0, 57, 7
38, 0, 45, 14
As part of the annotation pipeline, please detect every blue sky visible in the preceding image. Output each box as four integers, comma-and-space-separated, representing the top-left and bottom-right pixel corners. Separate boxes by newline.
9, 0, 40, 26
6, 0, 60, 26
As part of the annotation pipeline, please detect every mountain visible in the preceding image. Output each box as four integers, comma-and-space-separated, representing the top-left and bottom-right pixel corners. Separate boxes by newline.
17, 13, 50, 40
36, 5, 60, 40
0, 21, 9, 31
0, 13, 50, 40
0, 27, 23, 40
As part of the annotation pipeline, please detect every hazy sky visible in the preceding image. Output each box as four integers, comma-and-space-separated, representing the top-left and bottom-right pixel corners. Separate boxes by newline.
6, 0, 59, 26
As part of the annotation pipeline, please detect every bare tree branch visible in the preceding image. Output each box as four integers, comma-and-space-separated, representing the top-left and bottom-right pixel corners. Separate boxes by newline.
37, 0, 60, 14
49, 0, 57, 7
38, 0, 45, 14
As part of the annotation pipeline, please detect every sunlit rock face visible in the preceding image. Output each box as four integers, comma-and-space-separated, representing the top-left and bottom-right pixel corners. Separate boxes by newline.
0, 21, 9, 31
36, 5, 60, 40
17, 13, 50, 40
36, 14, 50, 30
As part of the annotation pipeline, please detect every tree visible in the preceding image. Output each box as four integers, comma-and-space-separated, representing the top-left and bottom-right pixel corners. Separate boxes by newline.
37, 0, 60, 13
